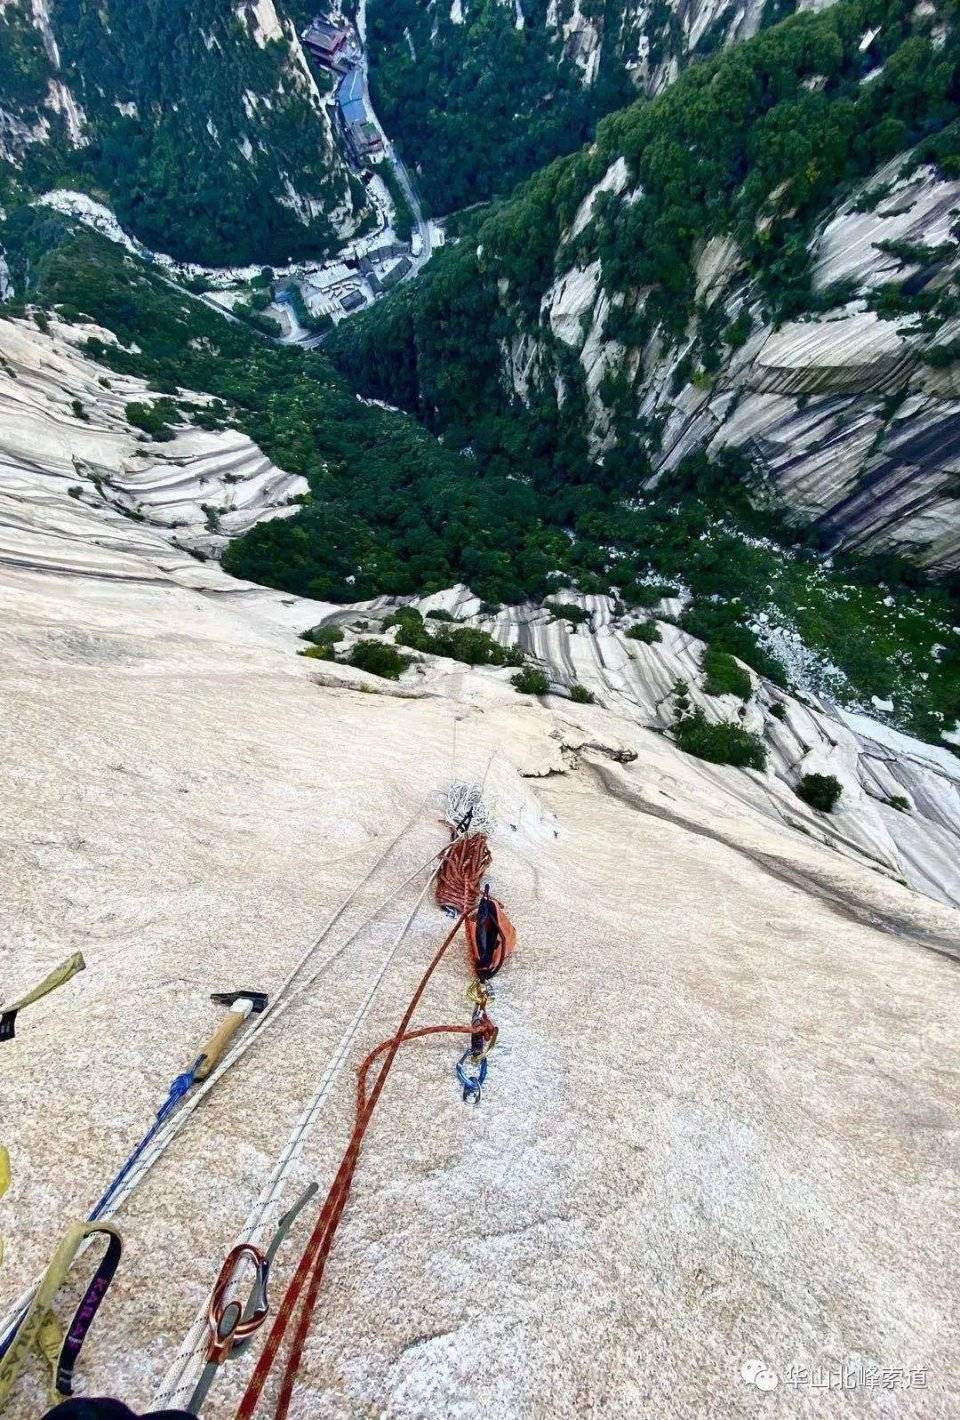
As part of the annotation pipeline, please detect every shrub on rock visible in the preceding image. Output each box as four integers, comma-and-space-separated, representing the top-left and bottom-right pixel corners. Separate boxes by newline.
702, 647, 752, 700
346, 640, 411, 680
796, 773, 843, 813
569, 684, 594, 703
512, 667, 550, 695
675, 708, 767, 770
301, 624, 344, 647
626, 621, 661, 644
546, 601, 592, 627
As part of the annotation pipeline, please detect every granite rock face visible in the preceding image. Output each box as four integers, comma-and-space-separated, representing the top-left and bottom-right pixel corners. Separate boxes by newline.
0, 560, 958, 1420
0, 314, 307, 577
524, 159, 960, 573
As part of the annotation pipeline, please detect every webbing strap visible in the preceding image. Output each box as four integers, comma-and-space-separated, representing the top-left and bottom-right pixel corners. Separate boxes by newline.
0, 1220, 121, 1411
0, 952, 85, 1043
0, 1148, 9, 1268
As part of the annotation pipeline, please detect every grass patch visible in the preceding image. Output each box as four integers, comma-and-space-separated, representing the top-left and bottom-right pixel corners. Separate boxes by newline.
702, 647, 752, 700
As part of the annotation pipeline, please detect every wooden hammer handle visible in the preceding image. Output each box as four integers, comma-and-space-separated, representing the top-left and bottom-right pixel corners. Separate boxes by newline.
195, 1000, 253, 1080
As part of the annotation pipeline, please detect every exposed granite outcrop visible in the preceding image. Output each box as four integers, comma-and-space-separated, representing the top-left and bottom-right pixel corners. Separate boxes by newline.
530, 160, 960, 572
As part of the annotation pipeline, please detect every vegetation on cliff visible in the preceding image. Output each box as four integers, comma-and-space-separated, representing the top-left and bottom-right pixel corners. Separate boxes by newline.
0, 0, 366, 265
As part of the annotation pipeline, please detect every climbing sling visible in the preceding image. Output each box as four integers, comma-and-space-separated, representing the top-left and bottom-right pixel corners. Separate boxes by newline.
0, 1221, 122, 1412
0, 953, 86, 1043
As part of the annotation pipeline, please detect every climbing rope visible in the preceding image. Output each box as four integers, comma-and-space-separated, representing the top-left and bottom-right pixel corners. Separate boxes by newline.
436, 832, 492, 916
233, 910, 489, 1420
3, 787, 515, 1418
88, 1057, 205, 1222
154, 869, 445, 1411
437, 834, 515, 981
0, 813, 443, 1363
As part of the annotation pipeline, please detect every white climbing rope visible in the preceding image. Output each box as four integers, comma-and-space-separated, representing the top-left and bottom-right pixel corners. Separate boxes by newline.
153, 869, 441, 1410
442, 780, 492, 835
0, 815, 444, 1351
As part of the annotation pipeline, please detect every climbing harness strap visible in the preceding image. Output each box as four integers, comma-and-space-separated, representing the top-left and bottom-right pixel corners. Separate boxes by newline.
0, 952, 85, 1043
0, 1221, 121, 1411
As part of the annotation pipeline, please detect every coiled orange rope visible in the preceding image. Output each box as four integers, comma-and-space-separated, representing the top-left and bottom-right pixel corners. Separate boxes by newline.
436, 832, 492, 915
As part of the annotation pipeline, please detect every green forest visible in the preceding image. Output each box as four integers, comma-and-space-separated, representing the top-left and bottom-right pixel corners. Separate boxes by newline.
367, 0, 634, 213
1, 0, 369, 265
3, 204, 957, 744
337, 0, 960, 422
2, 0, 959, 743
330, 0, 960, 742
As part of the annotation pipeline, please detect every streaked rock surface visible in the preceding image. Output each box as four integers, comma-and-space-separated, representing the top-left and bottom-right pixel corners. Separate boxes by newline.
0, 516, 958, 1420
524, 160, 960, 572
0, 314, 307, 573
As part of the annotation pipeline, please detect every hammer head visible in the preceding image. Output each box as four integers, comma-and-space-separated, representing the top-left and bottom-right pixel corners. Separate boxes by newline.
211, 989, 268, 1013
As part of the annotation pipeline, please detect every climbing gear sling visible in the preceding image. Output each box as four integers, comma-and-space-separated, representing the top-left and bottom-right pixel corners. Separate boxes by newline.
1, 953, 85, 1043
0, 1222, 121, 1412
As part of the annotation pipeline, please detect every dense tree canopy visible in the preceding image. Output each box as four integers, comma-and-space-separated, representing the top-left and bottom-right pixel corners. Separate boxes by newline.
1, 0, 368, 265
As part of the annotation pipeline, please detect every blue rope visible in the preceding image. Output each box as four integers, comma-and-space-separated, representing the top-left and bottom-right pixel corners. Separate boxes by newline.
455, 1049, 488, 1104
87, 1056, 203, 1221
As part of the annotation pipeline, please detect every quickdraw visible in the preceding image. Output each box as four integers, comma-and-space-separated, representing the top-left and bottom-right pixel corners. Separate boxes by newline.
0, 1221, 121, 1412
456, 983, 498, 1104
185, 1183, 319, 1416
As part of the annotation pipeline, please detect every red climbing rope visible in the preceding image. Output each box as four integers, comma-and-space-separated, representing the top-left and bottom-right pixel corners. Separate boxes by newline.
234, 910, 492, 1420
436, 833, 516, 979
436, 832, 492, 915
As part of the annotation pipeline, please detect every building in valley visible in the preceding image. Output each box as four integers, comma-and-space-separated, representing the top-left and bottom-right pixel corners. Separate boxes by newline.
302, 15, 352, 71
336, 67, 384, 163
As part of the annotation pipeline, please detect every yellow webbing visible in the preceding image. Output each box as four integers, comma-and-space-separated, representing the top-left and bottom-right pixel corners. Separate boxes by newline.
0, 1219, 121, 1412
4, 951, 86, 1017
